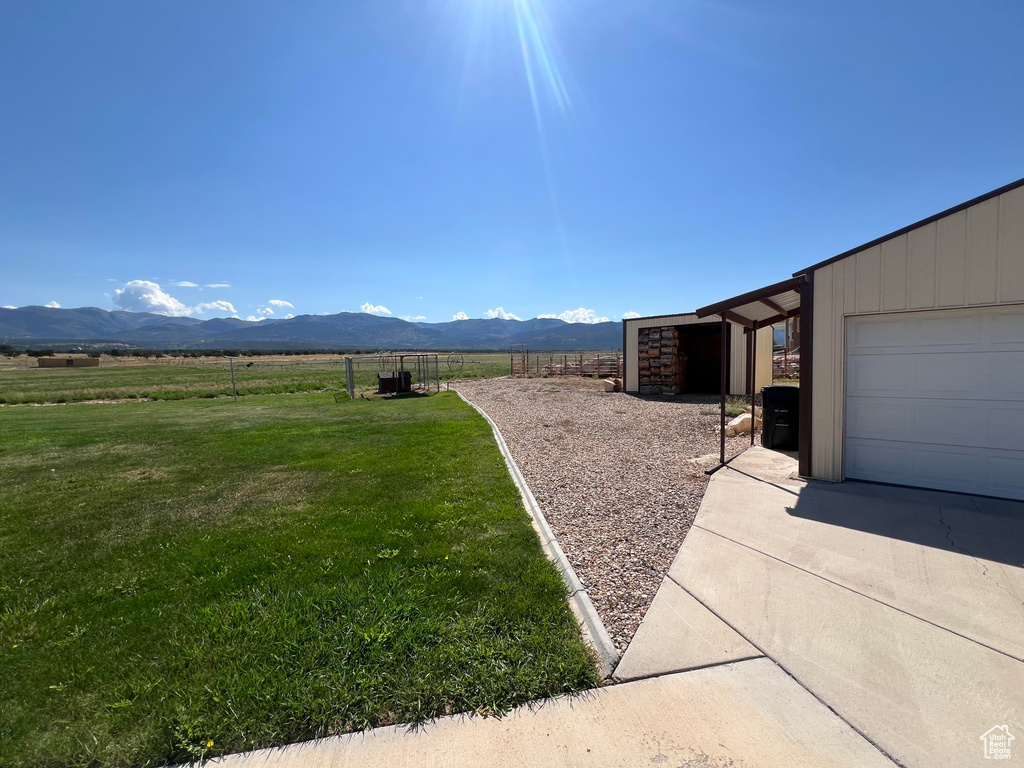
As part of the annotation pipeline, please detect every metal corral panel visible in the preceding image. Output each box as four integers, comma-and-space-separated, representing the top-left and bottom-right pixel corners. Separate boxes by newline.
624, 314, 772, 395
810, 184, 1024, 482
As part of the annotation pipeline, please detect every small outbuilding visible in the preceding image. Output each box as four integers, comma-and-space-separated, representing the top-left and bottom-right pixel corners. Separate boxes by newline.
622, 313, 773, 396
697, 176, 1024, 501
37, 357, 100, 368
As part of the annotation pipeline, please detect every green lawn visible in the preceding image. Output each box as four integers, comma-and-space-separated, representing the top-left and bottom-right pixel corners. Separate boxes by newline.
0, 392, 599, 767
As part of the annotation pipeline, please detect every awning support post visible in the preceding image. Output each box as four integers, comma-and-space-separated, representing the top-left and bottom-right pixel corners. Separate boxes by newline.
751, 319, 758, 447
719, 316, 727, 465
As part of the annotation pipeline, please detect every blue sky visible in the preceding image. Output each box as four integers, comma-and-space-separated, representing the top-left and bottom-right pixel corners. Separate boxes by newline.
3, 1, 1023, 324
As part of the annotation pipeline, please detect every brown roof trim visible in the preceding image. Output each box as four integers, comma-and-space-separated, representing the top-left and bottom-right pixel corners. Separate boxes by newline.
794, 175, 1024, 277
694, 276, 806, 319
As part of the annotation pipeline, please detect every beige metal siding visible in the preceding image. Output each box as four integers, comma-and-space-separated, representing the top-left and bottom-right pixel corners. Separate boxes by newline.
729, 324, 745, 394
625, 322, 638, 389
727, 324, 773, 394
810, 186, 1024, 481
756, 325, 773, 390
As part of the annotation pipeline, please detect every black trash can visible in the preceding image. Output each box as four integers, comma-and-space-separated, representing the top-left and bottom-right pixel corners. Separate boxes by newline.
761, 385, 799, 450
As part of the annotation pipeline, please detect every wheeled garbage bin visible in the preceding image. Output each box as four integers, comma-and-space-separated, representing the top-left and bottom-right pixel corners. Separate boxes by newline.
760, 385, 799, 450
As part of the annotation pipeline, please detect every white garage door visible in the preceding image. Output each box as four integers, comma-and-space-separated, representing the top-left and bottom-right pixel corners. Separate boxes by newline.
844, 306, 1024, 500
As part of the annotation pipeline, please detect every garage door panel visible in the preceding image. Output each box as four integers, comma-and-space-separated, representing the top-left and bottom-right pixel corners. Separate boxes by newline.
849, 316, 910, 350
992, 359, 1024, 400
844, 439, 907, 481
845, 306, 1024, 500
848, 398, 1022, 449
846, 355, 909, 395
848, 352, 1007, 399
845, 398, 909, 441
987, 455, 1024, 498
845, 439, 1024, 499
910, 354, 975, 395
914, 313, 984, 346
991, 404, 1024, 450
991, 311, 1024, 344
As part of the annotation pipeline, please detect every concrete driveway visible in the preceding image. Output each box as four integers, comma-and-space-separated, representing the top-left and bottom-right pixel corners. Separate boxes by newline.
619, 447, 1024, 767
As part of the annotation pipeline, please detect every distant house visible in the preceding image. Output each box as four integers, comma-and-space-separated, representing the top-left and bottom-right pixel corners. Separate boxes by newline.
697, 177, 1024, 501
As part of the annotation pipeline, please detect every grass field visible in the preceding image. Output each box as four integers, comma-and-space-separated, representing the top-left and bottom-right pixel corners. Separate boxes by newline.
0, 361, 347, 404
0, 392, 599, 767
0, 351, 620, 404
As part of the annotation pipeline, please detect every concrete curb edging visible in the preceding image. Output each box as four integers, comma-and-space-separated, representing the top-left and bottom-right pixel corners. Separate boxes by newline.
455, 391, 620, 679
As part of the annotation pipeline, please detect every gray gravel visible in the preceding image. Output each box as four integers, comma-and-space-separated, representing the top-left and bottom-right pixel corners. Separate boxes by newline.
454, 377, 749, 654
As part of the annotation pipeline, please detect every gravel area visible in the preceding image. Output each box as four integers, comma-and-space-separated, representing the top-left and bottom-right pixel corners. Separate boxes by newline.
454, 377, 749, 654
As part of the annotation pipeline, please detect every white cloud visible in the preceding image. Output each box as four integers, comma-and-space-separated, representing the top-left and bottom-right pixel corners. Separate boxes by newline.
195, 300, 237, 314
537, 313, 558, 319
545, 308, 610, 324
45, 301, 61, 309
284, 313, 294, 319
170, 280, 199, 288
111, 280, 236, 317
205, 283, 231, 288
245, 315, 268, 322
267, 299, 293, 308
113, 281, 190, 316
485, 307, 521, 321
622, 311, 641, 319
452, 311, 470, 321
361, 302, 391, 315
402, 315, 427, 321
2, 305, 15, 309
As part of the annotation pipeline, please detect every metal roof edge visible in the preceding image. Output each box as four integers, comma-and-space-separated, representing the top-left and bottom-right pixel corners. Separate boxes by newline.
694, 276, 806, 319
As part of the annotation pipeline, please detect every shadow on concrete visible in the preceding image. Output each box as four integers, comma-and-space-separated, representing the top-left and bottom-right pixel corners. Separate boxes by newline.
785, 479, 1024, 568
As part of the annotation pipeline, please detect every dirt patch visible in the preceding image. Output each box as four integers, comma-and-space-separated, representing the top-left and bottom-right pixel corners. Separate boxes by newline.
116, 468, 169, 482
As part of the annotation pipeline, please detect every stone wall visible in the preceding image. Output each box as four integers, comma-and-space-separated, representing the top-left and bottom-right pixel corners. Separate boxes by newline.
637, 326, 686, 395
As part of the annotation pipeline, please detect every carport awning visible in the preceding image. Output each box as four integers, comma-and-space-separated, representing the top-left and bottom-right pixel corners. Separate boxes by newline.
694, 276, 805, 328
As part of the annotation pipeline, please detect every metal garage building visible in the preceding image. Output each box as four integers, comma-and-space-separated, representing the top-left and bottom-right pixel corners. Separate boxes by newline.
697, 177, 1024, 501
622, 313, 773, 396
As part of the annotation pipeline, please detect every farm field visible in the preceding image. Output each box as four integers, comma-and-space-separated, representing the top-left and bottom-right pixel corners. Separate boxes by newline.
0, 351, 621, 404
0, 360, 345, 404
0, 392, 599, 767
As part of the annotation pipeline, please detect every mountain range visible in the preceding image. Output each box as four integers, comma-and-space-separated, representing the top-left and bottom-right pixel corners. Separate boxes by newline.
0, 306, 624, 351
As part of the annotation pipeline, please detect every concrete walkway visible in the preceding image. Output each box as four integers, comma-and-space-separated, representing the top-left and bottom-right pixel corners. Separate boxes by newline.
214, 658, 892, 768
621, 447, 1024, 768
